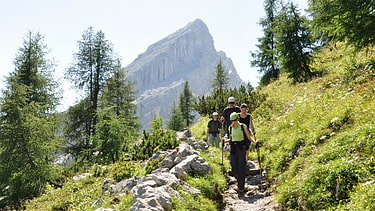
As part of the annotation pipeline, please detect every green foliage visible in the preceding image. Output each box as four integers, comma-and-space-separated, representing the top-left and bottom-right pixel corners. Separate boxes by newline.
179, 81, 196, 127
150, 115, 163, 132
145, 156, 164, 174
211, 59, 230, 93
167, 103, 186, 131
110, 161, 142, 182
172, 191, 217, 211
65, 26, 121, 161
254, 43, 375, 210
251, 0, 280, 86
132, 129, 180, 160
308, 0, 375, 50
92, 109, 133, 164
195, 84, 266, 118
0, 31, 61, 208
275, 3, 314, 83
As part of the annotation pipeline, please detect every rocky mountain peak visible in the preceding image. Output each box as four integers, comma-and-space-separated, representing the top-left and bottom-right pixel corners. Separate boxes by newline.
125, 19, 244, 129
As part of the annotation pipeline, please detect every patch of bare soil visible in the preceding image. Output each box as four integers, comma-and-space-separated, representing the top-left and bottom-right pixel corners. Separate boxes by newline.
220, 161, 280, 211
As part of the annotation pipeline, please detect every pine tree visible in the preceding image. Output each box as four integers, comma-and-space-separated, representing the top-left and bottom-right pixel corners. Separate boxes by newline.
275, 3, 313, 83
179, 81, 195, 127
251, 0, 280, 85
150, 116, 163, 132
65, 27, 118, 160
211, 59, 229, 93
0, 31, 61, 208
167, 103, 185, 131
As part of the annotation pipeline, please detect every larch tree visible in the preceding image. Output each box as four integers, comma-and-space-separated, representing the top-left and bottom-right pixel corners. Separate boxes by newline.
275, 2, 313, 83
251, 0, 280, 86
0, 31, 61, 208
65, 27, 117, 160
308, 0, 374, 50
93, 62, 139, 163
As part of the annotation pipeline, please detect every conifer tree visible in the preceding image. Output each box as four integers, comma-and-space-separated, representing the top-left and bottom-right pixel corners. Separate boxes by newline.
275, 3, 313, 83
93, 64, 139, 163
308, 0, 374, 50
179, 81, 195, 127
150, 116, 163, 132
65, 27, 118, 160
167, 103, 185, 131
251, 0, 280, 85
211, 59, 229, 93
0, 31, 60, 208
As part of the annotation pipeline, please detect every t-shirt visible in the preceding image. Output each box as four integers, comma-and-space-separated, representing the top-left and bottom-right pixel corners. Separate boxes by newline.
229, 123, 246, 142
239, 113, 251, 128
207, 119, 222, 133
222, 106, 241, 127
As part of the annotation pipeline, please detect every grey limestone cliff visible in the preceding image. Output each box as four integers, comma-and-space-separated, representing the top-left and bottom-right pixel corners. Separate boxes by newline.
125, 19, 244, 129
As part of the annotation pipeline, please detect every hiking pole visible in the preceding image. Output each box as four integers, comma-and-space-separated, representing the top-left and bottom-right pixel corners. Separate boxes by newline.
221, 119, 225, 173
255, 134, 262, 176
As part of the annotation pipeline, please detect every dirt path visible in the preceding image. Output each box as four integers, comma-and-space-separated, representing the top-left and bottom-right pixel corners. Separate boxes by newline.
221, 161, 280, 211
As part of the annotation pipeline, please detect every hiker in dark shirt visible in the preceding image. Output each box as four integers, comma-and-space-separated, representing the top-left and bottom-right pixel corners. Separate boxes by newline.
221, 96, 241, 136
239, 103, 256, 161
206, 112, 222, 148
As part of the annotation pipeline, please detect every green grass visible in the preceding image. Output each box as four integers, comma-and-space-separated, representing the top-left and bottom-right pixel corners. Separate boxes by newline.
24, 120, 229, 210
253, 42, 375, 210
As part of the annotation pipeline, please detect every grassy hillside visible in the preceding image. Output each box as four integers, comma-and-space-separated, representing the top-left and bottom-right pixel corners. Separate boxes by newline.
253, 42, 374, 210
23, 127, 229, 211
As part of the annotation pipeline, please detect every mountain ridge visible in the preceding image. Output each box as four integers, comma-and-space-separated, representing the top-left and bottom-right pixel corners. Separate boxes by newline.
125, 19, 245, 129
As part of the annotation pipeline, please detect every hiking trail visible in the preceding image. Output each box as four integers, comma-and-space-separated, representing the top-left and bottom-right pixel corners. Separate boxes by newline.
221, 160, 280, 211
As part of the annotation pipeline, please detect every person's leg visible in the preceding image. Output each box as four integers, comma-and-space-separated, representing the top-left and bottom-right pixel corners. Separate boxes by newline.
237, 146, 247, 191
245, 140, 251, 161
214, 136, 220, 148
208, 134, 214, 146
230, 145, 238, 179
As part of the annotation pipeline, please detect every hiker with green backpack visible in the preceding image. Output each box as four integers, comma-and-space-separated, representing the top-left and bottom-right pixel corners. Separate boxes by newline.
225, 112, 259, 196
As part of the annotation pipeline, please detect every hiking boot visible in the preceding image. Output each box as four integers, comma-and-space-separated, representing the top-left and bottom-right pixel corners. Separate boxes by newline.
237, 189, 245, 196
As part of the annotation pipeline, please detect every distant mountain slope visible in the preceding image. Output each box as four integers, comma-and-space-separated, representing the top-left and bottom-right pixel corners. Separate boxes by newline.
125, 19, 244, 129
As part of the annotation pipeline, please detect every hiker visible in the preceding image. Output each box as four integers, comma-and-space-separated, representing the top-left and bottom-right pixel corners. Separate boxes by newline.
239, 103, 256, 161
221, 96, 240, 136
226, 112, 259, 196
206, 112, 222, 148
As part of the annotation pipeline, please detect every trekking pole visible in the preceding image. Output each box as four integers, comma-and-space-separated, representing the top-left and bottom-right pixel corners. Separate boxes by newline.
221, 119, 225, 173
255, 134, 262, 176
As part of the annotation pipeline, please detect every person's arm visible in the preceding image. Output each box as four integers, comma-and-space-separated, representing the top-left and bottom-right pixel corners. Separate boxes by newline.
249, 115, 256, 135
244, 126, 258, 144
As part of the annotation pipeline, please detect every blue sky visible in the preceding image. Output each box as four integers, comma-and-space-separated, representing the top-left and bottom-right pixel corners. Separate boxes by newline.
0, 0, 307, 111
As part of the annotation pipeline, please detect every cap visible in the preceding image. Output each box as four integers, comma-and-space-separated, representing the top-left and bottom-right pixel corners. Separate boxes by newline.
230, 112, 239, 120
212, 112, 219, 116
228, 97, 235, 103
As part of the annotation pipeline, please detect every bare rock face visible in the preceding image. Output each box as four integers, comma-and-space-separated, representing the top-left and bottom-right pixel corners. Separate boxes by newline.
125, 19, 244, 129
